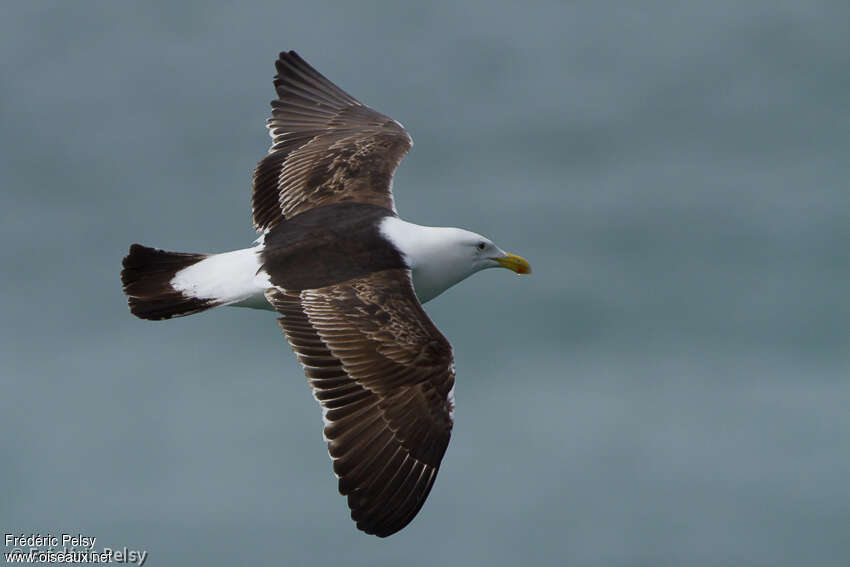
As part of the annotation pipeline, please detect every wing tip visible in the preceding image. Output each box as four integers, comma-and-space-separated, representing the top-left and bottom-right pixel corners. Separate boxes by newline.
271, 48, 358, 109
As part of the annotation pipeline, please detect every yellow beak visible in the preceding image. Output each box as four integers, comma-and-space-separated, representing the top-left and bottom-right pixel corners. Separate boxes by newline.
493, 253, 532, 274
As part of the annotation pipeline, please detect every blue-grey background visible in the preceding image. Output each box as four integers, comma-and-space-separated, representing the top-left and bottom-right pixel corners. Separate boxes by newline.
2, 1, 848, 565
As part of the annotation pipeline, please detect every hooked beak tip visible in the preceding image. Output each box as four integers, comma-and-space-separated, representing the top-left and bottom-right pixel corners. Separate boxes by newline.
494, 253, 532, 274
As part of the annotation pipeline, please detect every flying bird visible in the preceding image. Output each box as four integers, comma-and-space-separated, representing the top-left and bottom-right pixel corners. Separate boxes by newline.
121, 51, 531, 537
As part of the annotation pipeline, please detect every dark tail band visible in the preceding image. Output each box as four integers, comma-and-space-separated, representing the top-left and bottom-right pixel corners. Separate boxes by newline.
121, 244, 218, 320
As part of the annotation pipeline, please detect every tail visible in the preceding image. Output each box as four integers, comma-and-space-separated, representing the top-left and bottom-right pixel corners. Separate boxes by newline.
121, 244, 223, 320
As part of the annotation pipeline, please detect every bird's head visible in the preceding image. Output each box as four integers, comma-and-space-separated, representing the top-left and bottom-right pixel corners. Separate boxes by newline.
455, 230, 532, 275
380, 218, 531, 303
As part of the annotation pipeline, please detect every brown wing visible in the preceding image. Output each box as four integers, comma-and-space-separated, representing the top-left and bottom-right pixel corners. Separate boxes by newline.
252, 51, 413, 231
265, 269, 455, 537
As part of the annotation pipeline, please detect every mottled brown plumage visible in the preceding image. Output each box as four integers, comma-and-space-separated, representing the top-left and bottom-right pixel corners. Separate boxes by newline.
253, 52, 456, 536
266, 269, 454, 537
252, 51, 412, 230
122, 50, 530, 538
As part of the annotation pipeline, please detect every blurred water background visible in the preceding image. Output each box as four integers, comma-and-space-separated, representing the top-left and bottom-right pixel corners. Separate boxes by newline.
1, 1, 848, 565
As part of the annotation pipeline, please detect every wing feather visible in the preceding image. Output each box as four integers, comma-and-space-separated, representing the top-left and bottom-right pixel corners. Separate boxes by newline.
253, 51, 412, 231
266, 269, 454, 537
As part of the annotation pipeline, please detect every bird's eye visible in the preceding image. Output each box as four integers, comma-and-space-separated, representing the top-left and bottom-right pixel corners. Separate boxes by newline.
476, 242, 486, 251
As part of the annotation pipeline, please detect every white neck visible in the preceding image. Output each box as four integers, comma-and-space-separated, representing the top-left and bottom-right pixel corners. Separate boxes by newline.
380, 216, 483, 303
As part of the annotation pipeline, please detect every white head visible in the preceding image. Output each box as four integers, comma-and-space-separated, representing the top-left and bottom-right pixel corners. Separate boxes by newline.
380, 217, 531, 303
